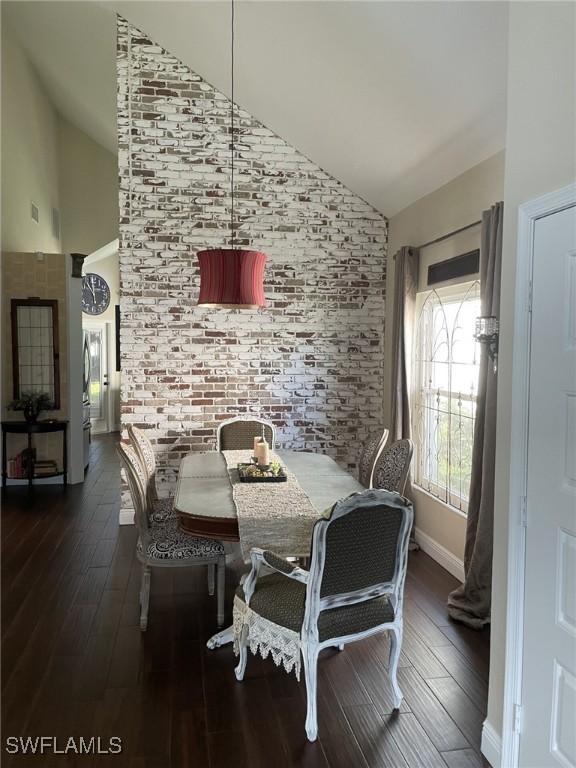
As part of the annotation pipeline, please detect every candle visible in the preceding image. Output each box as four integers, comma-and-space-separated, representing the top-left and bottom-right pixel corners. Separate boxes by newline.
253, 435, 260, 457
255, 438, 270, 467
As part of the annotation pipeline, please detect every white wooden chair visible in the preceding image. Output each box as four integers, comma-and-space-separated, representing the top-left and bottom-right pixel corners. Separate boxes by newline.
358, 428, 389, 488
117, 442, 226, 630
129, 424, 219, 596
372, 438, 414, 495
216, 415, 276, 451
128, 425, 175, 523
233, 488, 413, 741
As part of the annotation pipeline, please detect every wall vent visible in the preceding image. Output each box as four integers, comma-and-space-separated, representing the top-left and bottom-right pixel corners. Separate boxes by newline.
31, 202, 39, 223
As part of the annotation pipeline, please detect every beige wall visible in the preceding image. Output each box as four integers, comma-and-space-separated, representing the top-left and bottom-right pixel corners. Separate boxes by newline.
58, 118, 118, 255
1, 20, 120, 448
58, 117, 119, 431
0, 23, 118, 259
385, 151, 505, 562
487, 0, 576, 744
1, 20, 61, 253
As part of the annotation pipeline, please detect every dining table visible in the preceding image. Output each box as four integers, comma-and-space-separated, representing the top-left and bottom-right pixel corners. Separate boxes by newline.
174, 448, 364, 649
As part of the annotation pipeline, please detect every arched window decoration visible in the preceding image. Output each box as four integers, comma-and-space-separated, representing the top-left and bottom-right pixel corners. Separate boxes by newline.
412, 281, 481, 512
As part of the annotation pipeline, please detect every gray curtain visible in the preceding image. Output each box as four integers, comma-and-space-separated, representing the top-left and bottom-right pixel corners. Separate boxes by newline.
390, 246, 419, 445
390, 247, 419, 551
448, 202, 503, 628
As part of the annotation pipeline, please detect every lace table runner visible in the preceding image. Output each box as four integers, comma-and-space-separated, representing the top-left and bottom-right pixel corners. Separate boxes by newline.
222, 450, 321, 561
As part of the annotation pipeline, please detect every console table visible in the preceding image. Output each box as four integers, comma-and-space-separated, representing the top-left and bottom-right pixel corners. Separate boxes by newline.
2, 420, 68, 488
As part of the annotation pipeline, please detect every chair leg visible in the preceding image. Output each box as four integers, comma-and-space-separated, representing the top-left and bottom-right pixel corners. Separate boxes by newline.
207, 563, 215, 596
140, 564, 151, 632
389, 626, 403, 709
234, 623, 249, 681
302, 642, 319, 742
216, 556, 225, 627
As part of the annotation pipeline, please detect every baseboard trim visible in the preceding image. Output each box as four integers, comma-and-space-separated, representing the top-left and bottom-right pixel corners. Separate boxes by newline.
481, 719, 502, 768
119, 509, 134, 526
413, 527, 465, 582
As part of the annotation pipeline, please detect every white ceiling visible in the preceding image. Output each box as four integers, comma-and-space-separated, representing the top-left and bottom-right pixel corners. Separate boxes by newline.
3, 1, 508, 217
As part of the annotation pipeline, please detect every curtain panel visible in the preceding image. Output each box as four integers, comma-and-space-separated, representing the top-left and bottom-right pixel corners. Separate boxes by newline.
390, 246, 419, 445
390, 246, 419, 549
447, 202, 504, 628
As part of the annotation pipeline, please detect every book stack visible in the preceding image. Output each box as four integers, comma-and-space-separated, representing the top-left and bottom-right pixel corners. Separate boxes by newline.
34, 459, 59, 477
7, 454, 25, 479
6, 451, 58, 478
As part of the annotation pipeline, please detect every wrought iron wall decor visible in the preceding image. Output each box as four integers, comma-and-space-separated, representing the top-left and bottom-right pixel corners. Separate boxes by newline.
474, 315, 499, 373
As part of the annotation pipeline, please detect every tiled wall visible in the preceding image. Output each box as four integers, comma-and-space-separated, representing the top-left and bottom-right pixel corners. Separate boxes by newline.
117, 17, 387, 501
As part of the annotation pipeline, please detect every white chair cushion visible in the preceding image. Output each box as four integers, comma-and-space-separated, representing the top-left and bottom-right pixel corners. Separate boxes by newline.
138, 517, 225, 561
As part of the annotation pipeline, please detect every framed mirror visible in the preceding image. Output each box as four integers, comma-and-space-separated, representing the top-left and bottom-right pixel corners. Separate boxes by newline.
11, 298, 60, 408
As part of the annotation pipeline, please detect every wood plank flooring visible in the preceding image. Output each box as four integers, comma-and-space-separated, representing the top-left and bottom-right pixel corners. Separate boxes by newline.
2, 434, 491, 767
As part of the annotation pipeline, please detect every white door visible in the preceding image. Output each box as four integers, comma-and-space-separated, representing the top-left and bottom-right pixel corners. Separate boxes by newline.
84, 323, 110, 434
520, 204, 576, 767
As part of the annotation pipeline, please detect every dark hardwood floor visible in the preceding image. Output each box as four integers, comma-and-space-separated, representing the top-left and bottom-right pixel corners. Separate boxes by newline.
2, 434, 491, 767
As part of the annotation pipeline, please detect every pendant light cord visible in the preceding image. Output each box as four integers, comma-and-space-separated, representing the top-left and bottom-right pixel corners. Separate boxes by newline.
230, 0, 235, 250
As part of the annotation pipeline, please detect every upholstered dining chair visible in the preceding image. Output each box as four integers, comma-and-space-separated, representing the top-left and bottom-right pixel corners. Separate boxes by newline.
372, 438, 414, 496
117, 442, 226, 630
233, 488, 413, 741
358, 428, 389, 488
128, 425, 175, 524
129, 424, 219, 596
216, 415, 276, 451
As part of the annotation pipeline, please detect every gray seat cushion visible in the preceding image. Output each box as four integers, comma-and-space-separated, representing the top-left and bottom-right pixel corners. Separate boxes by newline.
236, 574, 394, 641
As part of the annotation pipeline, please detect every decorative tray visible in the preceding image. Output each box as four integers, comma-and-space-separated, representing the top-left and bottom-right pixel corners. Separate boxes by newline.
237, 461, 288, 483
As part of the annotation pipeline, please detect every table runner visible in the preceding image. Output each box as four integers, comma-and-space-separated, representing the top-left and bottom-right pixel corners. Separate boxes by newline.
222, 450, 323, 561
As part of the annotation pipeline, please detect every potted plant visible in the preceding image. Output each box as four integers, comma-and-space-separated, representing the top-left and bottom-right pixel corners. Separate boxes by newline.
7, 392, 54, 424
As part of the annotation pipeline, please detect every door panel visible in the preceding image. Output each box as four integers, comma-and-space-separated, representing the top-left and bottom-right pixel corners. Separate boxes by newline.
551, 661, 576, 768
557, 529, 576, 638
520, 205, 576, 767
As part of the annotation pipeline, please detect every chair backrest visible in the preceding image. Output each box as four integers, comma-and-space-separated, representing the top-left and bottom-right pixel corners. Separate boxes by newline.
117, 442, 149, 534
372, 438, 413, 495
128, 425, 158, 505
303, 489, 413, 638
358, 428, 389, 488
216, 415, 276, 451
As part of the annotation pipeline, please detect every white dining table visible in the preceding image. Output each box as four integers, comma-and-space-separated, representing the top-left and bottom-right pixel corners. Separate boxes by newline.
174, 449, 364, 648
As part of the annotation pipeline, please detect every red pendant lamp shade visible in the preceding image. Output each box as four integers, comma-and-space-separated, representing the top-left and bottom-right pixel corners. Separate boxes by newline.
196, 3, 267, 309
197, 248, 267, 308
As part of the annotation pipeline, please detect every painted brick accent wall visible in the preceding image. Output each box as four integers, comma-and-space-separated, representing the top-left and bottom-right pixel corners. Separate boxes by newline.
117, 17, 387, 504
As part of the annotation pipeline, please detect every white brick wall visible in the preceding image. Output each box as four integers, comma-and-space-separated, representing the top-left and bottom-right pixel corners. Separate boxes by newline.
117, 17, 388, 506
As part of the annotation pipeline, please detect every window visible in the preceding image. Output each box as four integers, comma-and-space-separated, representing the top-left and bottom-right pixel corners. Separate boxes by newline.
412, 281, 480, 513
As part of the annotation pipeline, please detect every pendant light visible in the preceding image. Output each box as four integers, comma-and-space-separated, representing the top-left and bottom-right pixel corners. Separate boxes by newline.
197, 0, 267, 308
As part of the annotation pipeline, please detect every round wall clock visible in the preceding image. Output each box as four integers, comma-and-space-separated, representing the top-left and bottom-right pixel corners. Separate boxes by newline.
82, 273, 111, 315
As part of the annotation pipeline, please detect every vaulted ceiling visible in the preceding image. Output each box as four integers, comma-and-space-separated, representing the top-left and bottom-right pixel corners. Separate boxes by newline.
3, 1, 508, 216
